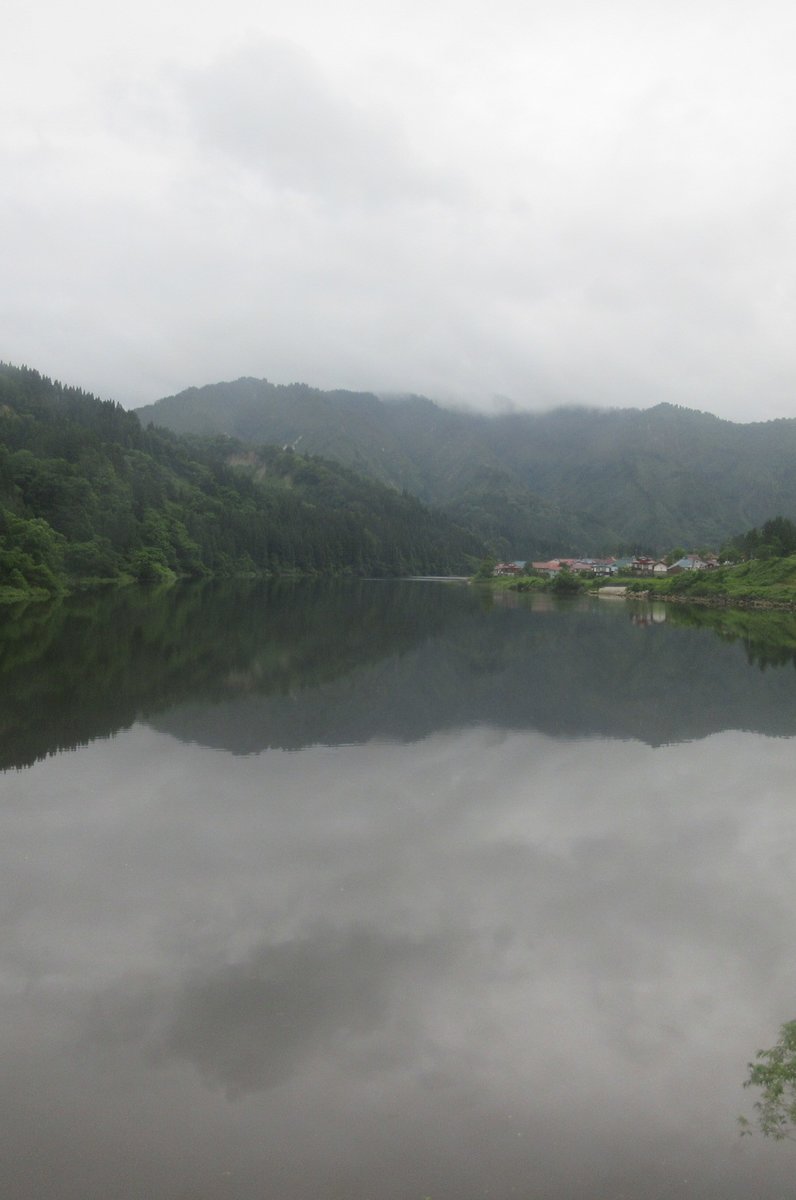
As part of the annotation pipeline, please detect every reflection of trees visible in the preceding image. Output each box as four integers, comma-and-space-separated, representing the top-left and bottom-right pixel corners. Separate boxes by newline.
0, 579, 464, 771
741, 1021, 796, 1139
6, 584, 796, 769
667, 605, 796, 671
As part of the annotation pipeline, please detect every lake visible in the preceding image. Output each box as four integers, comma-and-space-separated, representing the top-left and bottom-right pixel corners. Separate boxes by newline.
2, 578, 796, 1199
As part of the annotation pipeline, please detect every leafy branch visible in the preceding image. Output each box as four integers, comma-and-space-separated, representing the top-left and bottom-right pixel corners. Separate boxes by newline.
742, 1021, 796, 1139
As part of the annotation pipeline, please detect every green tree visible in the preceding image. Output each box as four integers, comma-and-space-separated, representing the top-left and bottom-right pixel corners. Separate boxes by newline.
550, 567, 582, 594
474, 556, 497, 580
128, 548, 172, 583
741, 1021, 796, 1138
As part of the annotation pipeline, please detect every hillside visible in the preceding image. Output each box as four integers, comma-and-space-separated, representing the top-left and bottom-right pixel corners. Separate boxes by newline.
0, 364, 484, 597
135, 381, 590, 557
137, 380, 796, 554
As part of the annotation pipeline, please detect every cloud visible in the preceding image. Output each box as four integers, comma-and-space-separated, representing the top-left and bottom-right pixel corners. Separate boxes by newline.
3, 1, 796, 416
177, 40, 446, 207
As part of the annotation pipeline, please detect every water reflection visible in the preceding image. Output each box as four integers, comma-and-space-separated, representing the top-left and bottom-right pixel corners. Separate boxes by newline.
3, 581, 796, 771
3, 723, 796, 1198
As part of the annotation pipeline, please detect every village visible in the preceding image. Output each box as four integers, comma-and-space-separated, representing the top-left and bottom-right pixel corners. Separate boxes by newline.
492, 553, 721, 577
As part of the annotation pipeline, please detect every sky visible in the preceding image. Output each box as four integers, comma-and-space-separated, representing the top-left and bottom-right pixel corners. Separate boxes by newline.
2, 0, 796, 420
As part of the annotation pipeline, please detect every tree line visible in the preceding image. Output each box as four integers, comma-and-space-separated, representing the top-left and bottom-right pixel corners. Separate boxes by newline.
0, 363, 484, 597
720, 516, 796, 562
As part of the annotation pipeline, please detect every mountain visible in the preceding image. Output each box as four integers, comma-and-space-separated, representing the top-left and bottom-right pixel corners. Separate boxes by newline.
135, 381, 589, 557
136, 380, 796, 554
0, 364, 484, 597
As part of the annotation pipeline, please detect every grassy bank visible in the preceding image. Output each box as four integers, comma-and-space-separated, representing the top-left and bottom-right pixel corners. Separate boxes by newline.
601, 557, 796, 608
476, 557, 796, 609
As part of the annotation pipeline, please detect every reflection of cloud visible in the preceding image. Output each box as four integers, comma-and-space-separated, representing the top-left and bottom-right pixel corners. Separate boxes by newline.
98, 925, 455, 1097
8, 722, 796, 1196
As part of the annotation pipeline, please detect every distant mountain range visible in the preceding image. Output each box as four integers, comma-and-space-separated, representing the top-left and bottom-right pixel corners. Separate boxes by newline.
135, 380, 796, 555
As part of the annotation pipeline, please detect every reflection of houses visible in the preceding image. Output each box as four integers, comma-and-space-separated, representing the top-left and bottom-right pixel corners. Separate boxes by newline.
631, 603, 668, 626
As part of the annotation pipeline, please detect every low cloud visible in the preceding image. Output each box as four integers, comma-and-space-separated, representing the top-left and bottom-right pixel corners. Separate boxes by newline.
178, 39, 446, 206
4, 2, 796, 417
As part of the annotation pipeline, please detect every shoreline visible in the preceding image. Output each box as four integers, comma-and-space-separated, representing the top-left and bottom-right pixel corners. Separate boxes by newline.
477, 574, 796, 613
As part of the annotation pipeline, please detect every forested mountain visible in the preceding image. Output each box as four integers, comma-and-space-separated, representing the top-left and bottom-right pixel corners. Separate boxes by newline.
137, 379, 796, 554
0, 364, 483, 595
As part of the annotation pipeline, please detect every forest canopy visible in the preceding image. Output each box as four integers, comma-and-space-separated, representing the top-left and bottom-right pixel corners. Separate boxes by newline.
0, 363, 484, 597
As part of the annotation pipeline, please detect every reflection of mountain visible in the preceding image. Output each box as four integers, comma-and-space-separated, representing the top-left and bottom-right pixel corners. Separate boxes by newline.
149, 594, 796, 750
0, 579, 456, 771
5, 579, 796, 771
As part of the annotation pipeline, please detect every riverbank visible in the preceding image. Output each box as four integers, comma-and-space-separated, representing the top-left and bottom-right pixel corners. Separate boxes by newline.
477, 555, 796, 611
642, 591, 796, 611
608, 556, 796, 609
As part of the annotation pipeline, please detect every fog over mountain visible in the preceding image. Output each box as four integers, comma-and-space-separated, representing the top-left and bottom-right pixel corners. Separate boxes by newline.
137, 377, 796, 554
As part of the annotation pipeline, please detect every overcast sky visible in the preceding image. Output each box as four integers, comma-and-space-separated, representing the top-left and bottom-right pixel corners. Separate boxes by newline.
3, 0, 796, 419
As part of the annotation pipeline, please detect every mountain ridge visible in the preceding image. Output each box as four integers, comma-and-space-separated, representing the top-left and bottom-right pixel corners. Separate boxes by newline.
135, 379, 796, 555
0, 363, 484, 596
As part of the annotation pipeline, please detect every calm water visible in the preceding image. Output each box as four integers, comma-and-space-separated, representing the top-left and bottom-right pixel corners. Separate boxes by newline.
2, 579, 796, 1199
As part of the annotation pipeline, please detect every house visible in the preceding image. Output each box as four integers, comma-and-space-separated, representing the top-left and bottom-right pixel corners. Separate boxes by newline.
493, 562, 523, 576
578, 556, 618, 575
531, 560, 562, 576
667, 555, 708, 574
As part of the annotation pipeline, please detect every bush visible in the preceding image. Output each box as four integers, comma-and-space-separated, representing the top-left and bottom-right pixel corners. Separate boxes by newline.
550, 568, 583, 594
128, 548, 174, 584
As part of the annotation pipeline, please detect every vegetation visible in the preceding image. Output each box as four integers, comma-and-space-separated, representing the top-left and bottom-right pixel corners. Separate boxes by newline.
665, 557, 796, 604
665, 604, 796, 670
478, 547, 796, 608
602, 556, 796, 607
741, 1022, 796, 1139
549, 567, 584, 594
0, 364, 484, 599
12, 359, 796, 603
472, 567, 583, 594
482, 573, 547, 593
138, 378, 796, 555
721, 516, 796, 562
